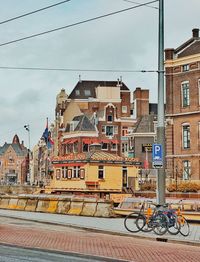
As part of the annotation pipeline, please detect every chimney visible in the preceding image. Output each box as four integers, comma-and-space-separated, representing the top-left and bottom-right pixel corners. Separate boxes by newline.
192, 28, 199, 38
165, 48, 174, 60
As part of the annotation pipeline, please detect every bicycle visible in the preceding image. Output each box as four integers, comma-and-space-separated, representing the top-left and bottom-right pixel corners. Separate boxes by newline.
124, 201, 169, 235
124, 201, 147, 233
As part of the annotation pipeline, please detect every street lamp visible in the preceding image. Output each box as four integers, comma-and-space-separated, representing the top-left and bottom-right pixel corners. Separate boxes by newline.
156, 0, 165, 205
24, 124, 31, 183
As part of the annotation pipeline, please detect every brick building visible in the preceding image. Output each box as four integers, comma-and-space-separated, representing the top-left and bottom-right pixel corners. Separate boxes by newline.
165, 28, 200, 182
0, 135, 29, 184
56, 80, 136, 157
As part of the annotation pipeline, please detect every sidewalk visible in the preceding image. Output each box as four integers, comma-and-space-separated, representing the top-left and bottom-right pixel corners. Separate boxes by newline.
0, 209, 199, 245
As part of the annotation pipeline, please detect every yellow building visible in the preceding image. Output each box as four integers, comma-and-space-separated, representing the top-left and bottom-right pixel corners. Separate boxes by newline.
48, 148, 141, 197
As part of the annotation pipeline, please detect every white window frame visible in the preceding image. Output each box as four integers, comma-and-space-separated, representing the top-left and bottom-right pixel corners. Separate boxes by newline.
72, 166, 80, 178
114, 126, 118, 134
111, 143, 118, 151
182, 160, 191, 180
181, 81, 190, 107
182, 64, 189, 72
122, 106, 128, 113
101, 143, 108, 151
182, 123, 190, 149
62, 167, 68, 178
106, 126, 114, 136
84, 89, 91, 96
98, 165, 104, 179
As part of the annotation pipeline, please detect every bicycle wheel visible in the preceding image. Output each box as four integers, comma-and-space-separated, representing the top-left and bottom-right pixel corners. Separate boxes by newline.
153, 213, 169, 235
167, 214, 181, 235
124, 212, 146, 233
141, 216, 153, 232
177, 215, 190, 237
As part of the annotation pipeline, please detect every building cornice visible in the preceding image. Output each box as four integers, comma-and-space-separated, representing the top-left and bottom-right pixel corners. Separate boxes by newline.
166, 153, 200, 158
165, 54, 200, 67
166, 110, 200, 117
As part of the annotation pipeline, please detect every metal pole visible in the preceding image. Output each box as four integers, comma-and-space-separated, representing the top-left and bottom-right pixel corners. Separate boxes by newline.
156, 0, 165, 205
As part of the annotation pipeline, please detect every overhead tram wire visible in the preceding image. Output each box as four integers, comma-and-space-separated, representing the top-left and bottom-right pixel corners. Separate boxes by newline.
0, 66, 161, 73
0, 0, 158, 47
0, 0, 71, 25
122, 0, 158, 9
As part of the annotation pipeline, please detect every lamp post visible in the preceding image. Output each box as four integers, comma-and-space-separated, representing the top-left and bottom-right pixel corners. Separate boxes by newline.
156, 0, 165, 205
24, 124, 31, 183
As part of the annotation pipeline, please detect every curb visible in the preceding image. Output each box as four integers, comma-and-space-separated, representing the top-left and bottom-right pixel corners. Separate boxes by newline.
0, 243, 129, 262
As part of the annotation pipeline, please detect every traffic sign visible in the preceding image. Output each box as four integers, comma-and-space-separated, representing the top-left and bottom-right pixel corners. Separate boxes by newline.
152, 144, 163, 168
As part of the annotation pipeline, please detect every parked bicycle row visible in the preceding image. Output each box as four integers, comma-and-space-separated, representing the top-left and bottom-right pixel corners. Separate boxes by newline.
124, 200, 190, 236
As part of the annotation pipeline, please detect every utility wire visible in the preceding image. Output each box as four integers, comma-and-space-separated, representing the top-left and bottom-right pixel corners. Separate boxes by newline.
122, 0, 158, 9
0, 66, 162, 73
0, 0, 71, 25
0, 0, 158, 47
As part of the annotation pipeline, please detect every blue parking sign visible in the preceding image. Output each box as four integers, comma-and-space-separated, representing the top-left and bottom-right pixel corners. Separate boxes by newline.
152, 144, 163, 168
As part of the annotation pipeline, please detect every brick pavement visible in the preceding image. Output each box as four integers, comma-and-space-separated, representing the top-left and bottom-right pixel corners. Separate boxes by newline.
0, 219, 200, 262
0, 209, 199, 244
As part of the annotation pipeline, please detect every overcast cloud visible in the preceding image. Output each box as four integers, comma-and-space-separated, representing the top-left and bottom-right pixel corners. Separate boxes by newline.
0, 0, 199, 148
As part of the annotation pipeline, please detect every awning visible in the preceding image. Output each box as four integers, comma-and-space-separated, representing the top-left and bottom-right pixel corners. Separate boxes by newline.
62, 139, 71, 144
82, 138, 91, 144
101, 139, 110, 144
111, 139, 119, 144
82, 138, 99, 144
68, 139, 78, 144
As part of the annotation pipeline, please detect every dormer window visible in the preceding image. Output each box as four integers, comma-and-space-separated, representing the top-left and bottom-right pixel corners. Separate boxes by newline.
84, 89, 91, 96
182, 64, 189, 72
75, 90, 80, 96
107, 115, 113, 122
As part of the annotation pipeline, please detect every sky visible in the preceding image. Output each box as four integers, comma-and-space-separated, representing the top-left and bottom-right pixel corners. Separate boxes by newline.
0, 0, 199, 149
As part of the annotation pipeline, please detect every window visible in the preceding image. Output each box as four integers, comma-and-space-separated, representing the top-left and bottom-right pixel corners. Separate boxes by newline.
75, 90, 80, 96
101, 125, 106, 134
122, 166, 128, 187
183, 160, 191, 180
182, 64, 189, 72
106, 126, 114, 136
107, 115, 113, 122
73, 166, 80, 178
84, 89, 91, 96
122, 106, 127, 113
182, 125, 190, 149
122, 126, 128, 137
98, 165, 104, 179
102, 143, 108, 150
74, 142, 78, 153
111, 143, 117, 151
114, 126, 118, 134
62, 167, 68, 178
83, 143, 89, 152
122, 143, 128, 153
182, 82, 190, 107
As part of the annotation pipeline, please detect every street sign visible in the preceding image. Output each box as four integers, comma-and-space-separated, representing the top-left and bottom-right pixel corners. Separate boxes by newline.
152, 144, 163, 168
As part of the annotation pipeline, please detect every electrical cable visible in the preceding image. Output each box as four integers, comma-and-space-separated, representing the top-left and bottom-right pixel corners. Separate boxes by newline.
0, 0, 158, 47
0, 0, 71, 25
0, 66, 162, 73
122, 0, 158, 9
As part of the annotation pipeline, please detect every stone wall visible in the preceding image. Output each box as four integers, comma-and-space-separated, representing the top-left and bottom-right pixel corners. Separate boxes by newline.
0, 195, 114, 217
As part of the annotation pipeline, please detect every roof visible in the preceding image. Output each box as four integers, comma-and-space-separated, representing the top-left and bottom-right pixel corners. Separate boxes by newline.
74, 115, 96, 132
0, 143, 28, 156
68, 80, 129, 99
65, 114, 96, 132
52, 151, 141, 166
174, 29, 200, 58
